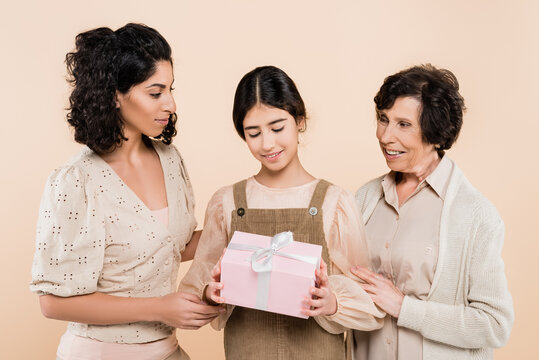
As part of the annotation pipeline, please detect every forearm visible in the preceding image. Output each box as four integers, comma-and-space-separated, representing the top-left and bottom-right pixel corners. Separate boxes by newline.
181, 230, 201, 262
315, 275, 385, 333
398, 295, 513, 348
39, 292, 161, 325
398, 218, 513, 348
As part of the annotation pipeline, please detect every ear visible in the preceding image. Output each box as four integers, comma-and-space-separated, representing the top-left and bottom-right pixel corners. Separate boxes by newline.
296, 117, 306, 133
115, 91, 121, 109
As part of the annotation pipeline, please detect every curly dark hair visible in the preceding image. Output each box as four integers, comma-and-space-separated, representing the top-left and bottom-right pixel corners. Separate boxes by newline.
232, 66, 307, 140
374, 64, 465, 155
65, 23, 177, 153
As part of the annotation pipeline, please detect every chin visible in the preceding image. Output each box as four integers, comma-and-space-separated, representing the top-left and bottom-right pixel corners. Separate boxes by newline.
146, 130, 164, 138
385, 161, 404, 173
261, 162, 286, 173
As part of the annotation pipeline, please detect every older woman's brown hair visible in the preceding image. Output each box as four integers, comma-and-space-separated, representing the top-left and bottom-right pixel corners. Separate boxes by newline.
374, 64, 466, 156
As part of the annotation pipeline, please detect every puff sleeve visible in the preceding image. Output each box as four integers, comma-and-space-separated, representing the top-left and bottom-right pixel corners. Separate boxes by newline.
178, 186, 235, 330
315, 187, 385, 333
179, 187, 228, 299
30, 166, 105, 297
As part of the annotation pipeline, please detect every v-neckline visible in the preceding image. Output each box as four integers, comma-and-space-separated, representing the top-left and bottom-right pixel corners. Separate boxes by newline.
91, 143, 172, 231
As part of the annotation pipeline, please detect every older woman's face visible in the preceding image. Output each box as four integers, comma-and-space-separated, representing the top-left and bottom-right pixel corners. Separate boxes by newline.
376, 96, 437, 174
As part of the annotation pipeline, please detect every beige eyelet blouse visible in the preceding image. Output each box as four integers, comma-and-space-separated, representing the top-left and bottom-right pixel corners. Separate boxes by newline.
30, 141, 197, 344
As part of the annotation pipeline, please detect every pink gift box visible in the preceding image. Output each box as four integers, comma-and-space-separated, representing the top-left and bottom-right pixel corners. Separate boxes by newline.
220, 231, 322, 319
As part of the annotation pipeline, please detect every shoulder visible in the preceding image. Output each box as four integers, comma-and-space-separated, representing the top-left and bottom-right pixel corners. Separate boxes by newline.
354, 175, 385, 216
355, 175, 385, 199
40, 155, 98, 212
202, 183, 237, 224
323, 183, 362, 221
155, 141, 178, 157
45, 148, 96, 191
210, 184, 234, 203
154, 141, 184, 166
447, 162, 503, 227
326, 183, 355, 206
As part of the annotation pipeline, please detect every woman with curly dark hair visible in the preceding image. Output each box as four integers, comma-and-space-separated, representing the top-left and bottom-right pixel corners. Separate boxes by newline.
350, 64, 514, 359
30, 23, 221, 360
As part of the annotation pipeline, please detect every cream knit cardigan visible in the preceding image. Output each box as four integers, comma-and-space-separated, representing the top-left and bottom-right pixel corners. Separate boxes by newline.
355, 158, 514, 360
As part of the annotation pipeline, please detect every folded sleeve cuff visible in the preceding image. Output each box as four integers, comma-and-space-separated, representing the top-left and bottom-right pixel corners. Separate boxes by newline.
397, 295, 426, 332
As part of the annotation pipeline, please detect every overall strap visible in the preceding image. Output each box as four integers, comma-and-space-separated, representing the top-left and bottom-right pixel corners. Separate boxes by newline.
232, 180, 248, 209
308, 179, 331, 211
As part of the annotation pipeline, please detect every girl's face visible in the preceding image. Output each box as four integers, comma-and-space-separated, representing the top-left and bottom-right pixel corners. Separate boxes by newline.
243, 104, 304, 174
116, 60, 176, 139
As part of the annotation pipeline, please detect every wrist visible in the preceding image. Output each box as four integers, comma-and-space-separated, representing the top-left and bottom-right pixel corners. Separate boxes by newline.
327, 291, 338, 316
145, 296, 166, 323
393, 294, 404, 318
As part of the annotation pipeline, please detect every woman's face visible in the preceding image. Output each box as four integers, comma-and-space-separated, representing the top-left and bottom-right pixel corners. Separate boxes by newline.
243, 104, 303, 174
116, 60, 176, 139
376, 96, 437, 173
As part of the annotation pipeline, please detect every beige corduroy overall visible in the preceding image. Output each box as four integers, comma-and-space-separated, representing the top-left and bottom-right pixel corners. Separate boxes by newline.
223, 179, 345, 360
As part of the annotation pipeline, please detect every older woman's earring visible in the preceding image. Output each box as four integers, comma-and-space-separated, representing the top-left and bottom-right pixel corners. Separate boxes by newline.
434, 144, 441, 149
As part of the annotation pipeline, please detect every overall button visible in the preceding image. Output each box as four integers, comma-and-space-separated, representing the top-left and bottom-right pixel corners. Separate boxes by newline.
237, 208, 245, 216
165, 259, 170, 266
309, 207, 318, 216
166, 236, 172, 242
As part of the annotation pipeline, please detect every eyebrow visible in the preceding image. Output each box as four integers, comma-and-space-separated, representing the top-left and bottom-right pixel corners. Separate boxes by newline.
394, 116, 413, 122
145, 83, 166, 89
244, 118, 286, 131
379, 113, 412, 122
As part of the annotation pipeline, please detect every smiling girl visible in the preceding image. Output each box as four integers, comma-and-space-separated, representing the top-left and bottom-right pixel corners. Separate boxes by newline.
30, 23, 221, 360
179, 66, 384, 359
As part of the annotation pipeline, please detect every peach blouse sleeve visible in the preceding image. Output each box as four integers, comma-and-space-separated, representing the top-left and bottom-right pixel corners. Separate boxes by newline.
314, 187, 385, 333
178, 186, 234, 329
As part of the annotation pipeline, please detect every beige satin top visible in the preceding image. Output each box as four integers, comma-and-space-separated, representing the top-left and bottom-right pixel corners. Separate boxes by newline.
354, 155, 452, 360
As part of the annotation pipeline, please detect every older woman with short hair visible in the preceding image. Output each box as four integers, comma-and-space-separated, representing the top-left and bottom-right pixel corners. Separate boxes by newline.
351, 64, 514, 359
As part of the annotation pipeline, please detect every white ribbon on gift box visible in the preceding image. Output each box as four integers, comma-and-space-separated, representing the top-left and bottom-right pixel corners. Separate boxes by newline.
226, 231, 320, 311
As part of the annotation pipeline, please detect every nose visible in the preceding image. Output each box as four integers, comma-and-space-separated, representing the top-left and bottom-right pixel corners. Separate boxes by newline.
261, 131, 275, 151
163, 93, 176, 114
378, 123, 395, 144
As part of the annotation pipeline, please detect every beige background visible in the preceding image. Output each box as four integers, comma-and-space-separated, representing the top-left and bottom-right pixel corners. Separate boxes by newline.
1, 0, 537, 358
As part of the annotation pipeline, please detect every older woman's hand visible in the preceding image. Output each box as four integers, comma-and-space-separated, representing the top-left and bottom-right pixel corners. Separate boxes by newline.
351, 266, 404, 318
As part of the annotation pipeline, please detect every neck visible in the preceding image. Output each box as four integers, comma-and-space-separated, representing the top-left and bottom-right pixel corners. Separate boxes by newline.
400, 152, 441, 186
254, 155, 315, 188
100, 128, 149, 163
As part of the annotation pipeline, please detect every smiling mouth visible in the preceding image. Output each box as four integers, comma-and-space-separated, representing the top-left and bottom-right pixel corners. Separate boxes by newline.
263, 150, 283, 159
384, 149, 405, 156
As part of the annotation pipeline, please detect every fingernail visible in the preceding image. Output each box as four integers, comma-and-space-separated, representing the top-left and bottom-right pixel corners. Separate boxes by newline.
217, 284, 223, 289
